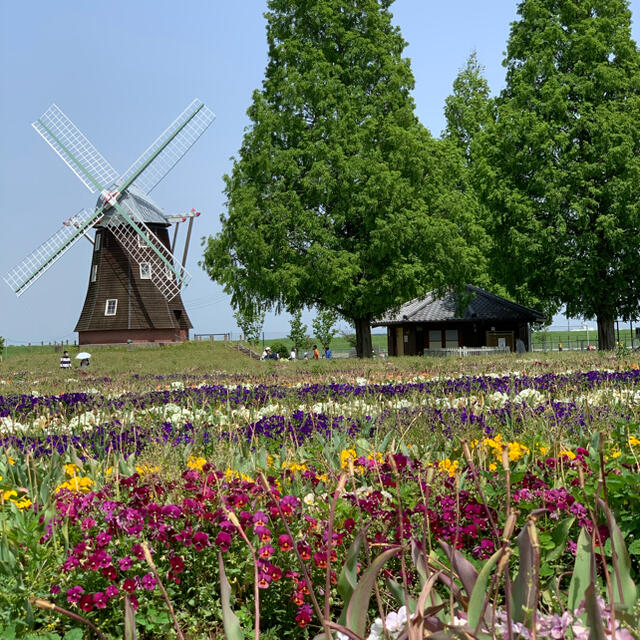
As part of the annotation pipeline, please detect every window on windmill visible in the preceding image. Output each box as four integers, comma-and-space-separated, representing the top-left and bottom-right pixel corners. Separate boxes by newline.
91, 264, 98, 283
137, 234, 149, 248
105, 299, 118, 316
94, 233, 101, 251
139, 263, 151, 279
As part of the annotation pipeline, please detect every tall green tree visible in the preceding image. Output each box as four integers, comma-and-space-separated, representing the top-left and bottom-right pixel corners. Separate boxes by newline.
202, 0, 488, 357
443, 51, 494, 164
233, 305, 264, 347
312, 309, 338, 348
476, 0, 640, 349
287, 310, 310, 353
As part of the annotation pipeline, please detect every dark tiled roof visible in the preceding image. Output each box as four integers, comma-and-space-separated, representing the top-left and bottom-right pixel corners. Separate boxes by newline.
373, 285, 545, 326
95, 186, 169, 227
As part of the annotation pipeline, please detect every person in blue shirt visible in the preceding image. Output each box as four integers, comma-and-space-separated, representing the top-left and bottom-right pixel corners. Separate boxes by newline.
324, 345, 332, 359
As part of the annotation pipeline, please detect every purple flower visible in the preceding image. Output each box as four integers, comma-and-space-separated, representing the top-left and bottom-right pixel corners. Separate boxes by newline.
66, 585, 84, 604
192, 531, 210, 551
96, 531, 112, 547
141, 572, 157, 591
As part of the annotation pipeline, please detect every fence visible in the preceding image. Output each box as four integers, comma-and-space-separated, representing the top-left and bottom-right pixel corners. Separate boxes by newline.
193, 333, 231, 341
422, 346, 510, 357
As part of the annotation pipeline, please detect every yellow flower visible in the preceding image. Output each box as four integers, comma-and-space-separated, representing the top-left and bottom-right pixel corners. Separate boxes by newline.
187, 456, 207, 471
3, 489, 17, 500
340, 448, 357, 469
539, 445, 549, 455
55, 476, 94, 493
281, 461, 308, 474
105, 467, 114, 476
64, 463, 79, 477
315, 473, 328, 483
136, 464, 161, 476
489, 462, 497, 471
629, 435, 640, 447
559, 449, 576, 460
438, 458, 459, 477
507, 441, 530, 461
610, 449, 621, 459
6, 456, 14, 465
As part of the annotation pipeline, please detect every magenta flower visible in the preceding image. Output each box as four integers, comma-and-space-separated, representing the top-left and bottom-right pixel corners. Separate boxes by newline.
141, 572, 157, 591
215, 531, 232, 551
105, 585, 119, 599
278, 534, 293, 551
96, 531, 112, 547
192, 531, 210, 551
119, 555, 133, 571
66, 585, 84, 604
93, 591, 108, 609
81, 517, 96, 531
258, 544, 274, 559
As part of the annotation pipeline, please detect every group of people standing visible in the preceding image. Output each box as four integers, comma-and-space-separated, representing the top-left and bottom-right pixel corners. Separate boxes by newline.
260, 344, 333, 361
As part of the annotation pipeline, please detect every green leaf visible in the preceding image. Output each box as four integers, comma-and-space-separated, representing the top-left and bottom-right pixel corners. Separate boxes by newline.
62, 629, 83, 640
337, 532, 363, 615
218, 551, 245, 640
467, 547, 503, 629
584, 583, 607, 640
568, 528, 593, 613
511, 520, 539, 624
545, 516, 575, 562
596, 498, 637, 609
345, 546, 400, 638
627, 539, 640, 555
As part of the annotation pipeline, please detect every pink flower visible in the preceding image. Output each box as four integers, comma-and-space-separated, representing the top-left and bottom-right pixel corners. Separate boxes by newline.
296, 603, 313, 628
105, 585, 119, 599
93, 591, 108, 609
141, 572, 157, 591
192, 531, 210, 551
81, 517, 96, 531
119, 555, 133, 571
215, 531, 232, 551
66, 585, 84, 604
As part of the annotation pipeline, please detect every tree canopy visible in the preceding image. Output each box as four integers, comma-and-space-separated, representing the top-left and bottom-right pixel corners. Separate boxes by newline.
202, 0, 490, 357
476, 0, 640, 349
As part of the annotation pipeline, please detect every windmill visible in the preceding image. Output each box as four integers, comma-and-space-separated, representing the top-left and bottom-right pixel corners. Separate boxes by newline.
3, 100, 215, 345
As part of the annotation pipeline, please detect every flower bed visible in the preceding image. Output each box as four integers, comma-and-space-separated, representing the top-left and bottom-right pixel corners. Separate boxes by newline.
2, 364, 640, 638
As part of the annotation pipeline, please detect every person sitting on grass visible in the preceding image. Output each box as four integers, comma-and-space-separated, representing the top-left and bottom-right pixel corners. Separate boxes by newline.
60, 350, 71, 368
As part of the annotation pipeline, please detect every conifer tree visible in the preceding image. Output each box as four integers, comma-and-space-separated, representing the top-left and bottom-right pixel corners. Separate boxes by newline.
202, 0, 488, 356
477, 0, 640, 348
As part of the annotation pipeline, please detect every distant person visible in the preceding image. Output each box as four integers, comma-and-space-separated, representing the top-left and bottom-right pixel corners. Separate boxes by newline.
80, 358, 90, 368
60, 350, 71, 368
558, 342, 563, 352
289, 347, 296, 360
261, 346, 271, 360
324, 345, 332, 359
515, 338, 526, 354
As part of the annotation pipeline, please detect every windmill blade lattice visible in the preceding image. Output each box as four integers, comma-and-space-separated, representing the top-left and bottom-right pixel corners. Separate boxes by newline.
117, 99, 215, 195
105, 199, 191, 300
32, 105, 120, 194
4, 209, 104, 296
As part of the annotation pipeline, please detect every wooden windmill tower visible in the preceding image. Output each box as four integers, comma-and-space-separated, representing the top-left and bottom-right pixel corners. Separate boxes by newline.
4, 100, 215, 345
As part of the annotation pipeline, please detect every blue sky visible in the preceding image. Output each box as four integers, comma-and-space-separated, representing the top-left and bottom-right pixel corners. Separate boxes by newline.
1, 1, 637, 344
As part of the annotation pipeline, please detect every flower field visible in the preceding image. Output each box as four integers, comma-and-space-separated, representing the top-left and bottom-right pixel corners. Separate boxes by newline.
2, 353, 640, 639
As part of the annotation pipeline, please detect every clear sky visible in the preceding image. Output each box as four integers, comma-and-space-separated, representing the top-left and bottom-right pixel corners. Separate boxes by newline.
1, 1, 638, 344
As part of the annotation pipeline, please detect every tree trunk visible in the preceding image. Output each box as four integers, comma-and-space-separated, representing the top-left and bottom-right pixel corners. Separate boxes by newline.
354, 318, 373, 358
597, 315, 615, 350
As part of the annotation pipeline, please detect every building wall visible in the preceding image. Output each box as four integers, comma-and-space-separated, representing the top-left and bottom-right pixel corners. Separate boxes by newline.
385, 321, 531, 355
79, 328, 189, 345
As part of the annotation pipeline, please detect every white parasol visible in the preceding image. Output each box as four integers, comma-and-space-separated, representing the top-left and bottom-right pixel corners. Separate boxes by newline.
75, 352, 91, 359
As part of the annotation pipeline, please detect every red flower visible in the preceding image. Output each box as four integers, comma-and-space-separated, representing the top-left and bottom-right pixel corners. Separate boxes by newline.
79, 594, 94, 612
297, 541, 311, 560
296, 603, 313, 627
122, 578, 136, 593
291, 590, 305, 605
101, 565, 117, 580
278, 534, 293, 552
192, 531, 210, 551
313, 551, 327, 568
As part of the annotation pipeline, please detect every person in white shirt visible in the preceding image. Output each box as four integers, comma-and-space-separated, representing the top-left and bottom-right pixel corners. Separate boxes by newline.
289, 348, 296, 360
60, 351, 71, 368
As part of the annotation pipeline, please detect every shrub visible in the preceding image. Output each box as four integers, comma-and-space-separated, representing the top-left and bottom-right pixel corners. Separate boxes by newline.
269, 341, 289, 359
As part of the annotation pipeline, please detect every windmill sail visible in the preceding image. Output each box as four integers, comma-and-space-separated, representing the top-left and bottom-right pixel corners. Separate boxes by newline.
33, 105, 119, 194
105, 198, 191, 300
4, 209, 104, 296
117, 99, 215, 195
